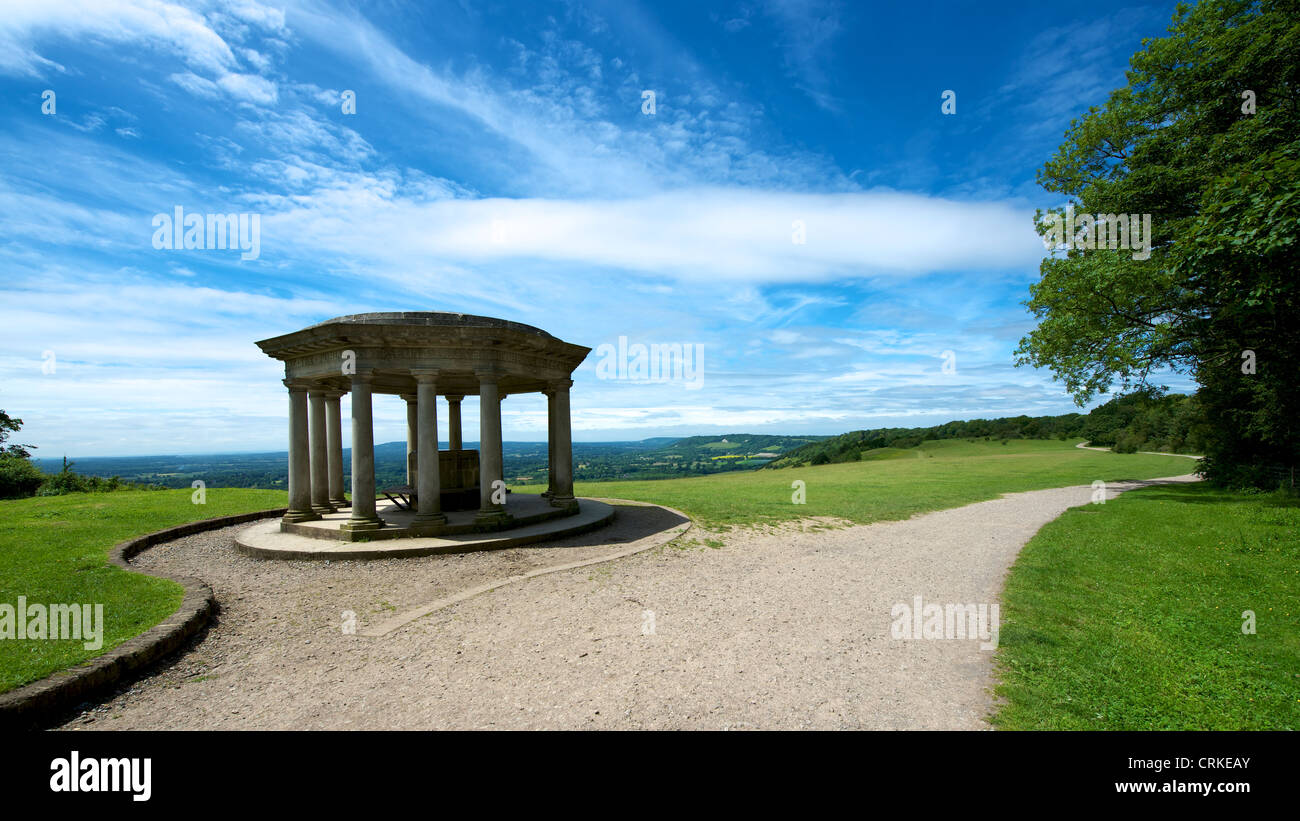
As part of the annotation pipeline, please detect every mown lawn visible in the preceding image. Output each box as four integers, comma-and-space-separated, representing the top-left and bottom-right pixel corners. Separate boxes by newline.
993, 482, 1300, 729
521, 439, 1198, 529
0, 488, 286, 693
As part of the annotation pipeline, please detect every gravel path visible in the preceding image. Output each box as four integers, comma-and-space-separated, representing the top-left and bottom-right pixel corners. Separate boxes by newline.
1076, 441, 1202, 459
61, 475, 1197, 730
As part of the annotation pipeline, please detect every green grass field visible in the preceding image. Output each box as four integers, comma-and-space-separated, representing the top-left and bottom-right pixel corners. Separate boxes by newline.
0, 488, 285, 693
993, 482, 1300, 729
523, 438, 1197, 529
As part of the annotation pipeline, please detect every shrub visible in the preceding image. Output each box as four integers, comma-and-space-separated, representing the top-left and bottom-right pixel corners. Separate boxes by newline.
33, 457, 140, 496
1112, 432, 1141, 454
0, 455, 45, 499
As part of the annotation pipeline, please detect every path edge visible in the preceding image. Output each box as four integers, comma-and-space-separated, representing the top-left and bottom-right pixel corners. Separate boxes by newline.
0, 506, 288, 730
984, 473, 1202, 728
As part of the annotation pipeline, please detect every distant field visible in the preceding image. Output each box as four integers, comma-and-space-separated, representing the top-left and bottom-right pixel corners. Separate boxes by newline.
994, 483, 1300, 729
0, 488, 286, 693
858, 446, 924, 461
522, 439, 1198, 528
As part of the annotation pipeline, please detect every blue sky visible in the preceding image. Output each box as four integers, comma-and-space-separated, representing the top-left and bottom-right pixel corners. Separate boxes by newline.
0, 0, 1194, 456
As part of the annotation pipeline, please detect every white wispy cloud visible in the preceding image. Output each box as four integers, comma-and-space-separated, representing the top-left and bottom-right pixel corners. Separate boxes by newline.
0, 0, 283, 104
282, 0, 851, 196
262, 186, 1042, 282
761, 0, 844, 112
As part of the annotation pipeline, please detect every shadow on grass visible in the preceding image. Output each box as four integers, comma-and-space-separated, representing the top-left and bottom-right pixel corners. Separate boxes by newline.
1120, 483, 1300, 508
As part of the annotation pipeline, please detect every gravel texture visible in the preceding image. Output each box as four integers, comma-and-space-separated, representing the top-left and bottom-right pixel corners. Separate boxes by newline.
60, 476, 1196, 730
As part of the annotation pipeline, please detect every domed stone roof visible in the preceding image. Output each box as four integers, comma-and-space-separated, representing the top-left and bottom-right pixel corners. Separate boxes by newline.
307, 312, 554, 339
256, 312, 589, 396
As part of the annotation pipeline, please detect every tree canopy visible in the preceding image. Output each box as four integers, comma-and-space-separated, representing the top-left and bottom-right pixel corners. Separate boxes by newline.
1016, 0, 1299, 485
0, 408, 33, 459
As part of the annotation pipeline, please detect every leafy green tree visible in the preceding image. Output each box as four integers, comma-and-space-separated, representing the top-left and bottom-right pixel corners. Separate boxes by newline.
0, 407, 42, 498
0, 455, 43, 499
0, 408, 33, 459
1016, 0, 1299, 486
1178, 145, 1300, 483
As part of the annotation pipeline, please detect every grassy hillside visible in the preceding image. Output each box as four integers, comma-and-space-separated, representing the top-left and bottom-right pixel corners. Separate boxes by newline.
766, 392, 1206, 468
993, 482, 1300, 729
522, 438, 1197, 528
0, 488, 286, 693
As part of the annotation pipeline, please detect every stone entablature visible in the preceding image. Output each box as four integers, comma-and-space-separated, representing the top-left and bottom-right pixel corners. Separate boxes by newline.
257, 312, 589, 397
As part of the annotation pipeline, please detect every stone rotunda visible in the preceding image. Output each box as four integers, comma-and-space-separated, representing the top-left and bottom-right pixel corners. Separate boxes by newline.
255, 312, 591, 543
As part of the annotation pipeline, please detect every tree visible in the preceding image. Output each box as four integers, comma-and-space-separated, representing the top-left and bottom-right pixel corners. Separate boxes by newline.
0, 407, 42, 499
1180, 144, 1300, 482
0, 408, 34, 458
1016, 0, 1300, 486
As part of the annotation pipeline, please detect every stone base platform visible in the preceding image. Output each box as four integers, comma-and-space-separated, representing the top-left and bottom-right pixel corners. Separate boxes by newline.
235, 496, 615, 560
282, 493, 580, 542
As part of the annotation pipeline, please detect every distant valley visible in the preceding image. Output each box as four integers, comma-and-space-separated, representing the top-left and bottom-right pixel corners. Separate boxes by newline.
33, 434, 825, 490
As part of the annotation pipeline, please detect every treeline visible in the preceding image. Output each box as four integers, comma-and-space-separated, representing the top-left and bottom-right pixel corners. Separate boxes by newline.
1078, 392, 1208, 454
0, 393, 1245, 499
766, 392, 1207, 469
0, 456, 168, 500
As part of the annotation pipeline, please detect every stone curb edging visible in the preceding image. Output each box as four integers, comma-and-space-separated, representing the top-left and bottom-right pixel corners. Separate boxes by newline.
0, 507, 288, 730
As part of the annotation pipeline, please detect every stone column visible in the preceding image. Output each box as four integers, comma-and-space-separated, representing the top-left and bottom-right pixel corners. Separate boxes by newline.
446, 395, 463, 450
475, 372, 508, 524
342, 374, 383, 533
325, 391, 348, 508
309, 388, 335, 514
549, 378, 576, 510
283, 380, 320, 523
411, 371, 446, 529
542, 388, 556, 499
403, 394, 418, 486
